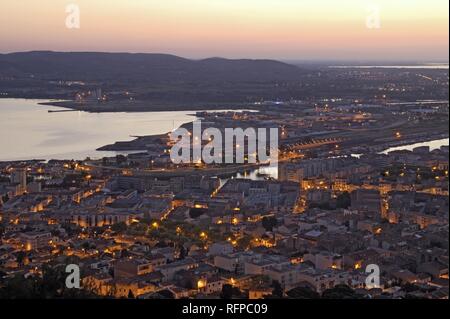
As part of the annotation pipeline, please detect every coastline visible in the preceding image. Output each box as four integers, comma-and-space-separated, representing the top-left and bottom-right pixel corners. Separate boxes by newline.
1, 98, 447, 161
38, 100, 257, 113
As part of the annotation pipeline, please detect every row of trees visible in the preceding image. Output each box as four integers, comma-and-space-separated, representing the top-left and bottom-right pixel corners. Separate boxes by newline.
217, 281, 365, 300
285, 284, 364, 299
0, 264, 98, 299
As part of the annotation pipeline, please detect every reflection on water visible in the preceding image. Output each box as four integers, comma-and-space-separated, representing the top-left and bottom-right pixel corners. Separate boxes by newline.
381, 138, 449, 154
222, 138, 449, 182
235, 165, 278, 180
0, 99, 256, 161
330, 64, 449, 69
0, 99, 199, 161
218, 165, 279, 185
351, 138, 449, 158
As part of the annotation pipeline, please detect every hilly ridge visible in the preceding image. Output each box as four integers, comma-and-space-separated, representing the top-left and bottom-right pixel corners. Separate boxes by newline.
0, 51, 304, 83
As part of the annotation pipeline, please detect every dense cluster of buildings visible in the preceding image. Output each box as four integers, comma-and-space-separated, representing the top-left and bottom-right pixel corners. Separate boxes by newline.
0, 139, 448, 299
0, 97, 449, 299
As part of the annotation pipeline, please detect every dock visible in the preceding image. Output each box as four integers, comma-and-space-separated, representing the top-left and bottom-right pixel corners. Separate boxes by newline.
48, 109, 78, 113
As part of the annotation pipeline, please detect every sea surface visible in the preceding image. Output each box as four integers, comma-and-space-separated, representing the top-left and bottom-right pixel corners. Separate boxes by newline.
380, 138, 449, 154
0, 99, 202, 161
1, 99, 447, 183
329, 64, 449, 69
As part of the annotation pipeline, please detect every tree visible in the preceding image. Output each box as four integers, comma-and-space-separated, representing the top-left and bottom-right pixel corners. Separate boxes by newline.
61, 223, 81, 237
157, 289, 175, 299
120, 249, 130, 258
0, 223, 5, 237
16, 251, 26, 266
220, 284, 233, 299
189, 208, 207, 219
262, 216, 277, 232
236, 236, 252, 250
0, 274, 37, 298
0, 264, 98, 299
321, 284, 362, 299
178, 245, 187, 260
111, 222, 127, 233
91, 227, 105, 236
271, 280, 283, 298
402, 283, 420, 293
336, 192, 351, 209
404, 293, 427, 299
286, 286, 320, 299
220, 284, 242, 299
234, 264, 239, 275
127, 290, 135, 299
126, 222, 148, 236
50, 229, 61, 237
1, 194, 9, 204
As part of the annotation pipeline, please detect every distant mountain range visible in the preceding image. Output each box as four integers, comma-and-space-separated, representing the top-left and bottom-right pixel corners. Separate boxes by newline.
1, 51, 447, 108
0, 51, 305, 83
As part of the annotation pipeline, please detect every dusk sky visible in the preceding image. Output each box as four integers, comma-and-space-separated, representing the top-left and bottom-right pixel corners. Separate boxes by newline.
1, 0, 448, 61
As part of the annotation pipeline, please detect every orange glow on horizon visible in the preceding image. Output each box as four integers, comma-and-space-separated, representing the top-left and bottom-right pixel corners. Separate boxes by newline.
0, 0, 448, 60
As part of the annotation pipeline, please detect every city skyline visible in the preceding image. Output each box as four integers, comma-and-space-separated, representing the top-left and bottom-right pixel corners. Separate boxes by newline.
0, 0, 448, 61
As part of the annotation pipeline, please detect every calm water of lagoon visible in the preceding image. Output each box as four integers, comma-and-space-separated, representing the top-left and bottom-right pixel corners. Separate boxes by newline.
329, 64, 449, 69
381, 138, 449, 154
0, 99, 198, 161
